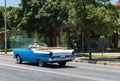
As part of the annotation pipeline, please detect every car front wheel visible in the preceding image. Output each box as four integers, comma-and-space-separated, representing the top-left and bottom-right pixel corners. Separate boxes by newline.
16, 55, 22, 64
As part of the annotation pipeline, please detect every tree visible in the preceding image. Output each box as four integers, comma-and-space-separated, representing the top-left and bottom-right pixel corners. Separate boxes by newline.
7, 7, 20, 30
18, 0, 68, 46
66, 0, 117, 60
0, 6, 21, 32
0, 9, 4, 27
0, 7, 5, 33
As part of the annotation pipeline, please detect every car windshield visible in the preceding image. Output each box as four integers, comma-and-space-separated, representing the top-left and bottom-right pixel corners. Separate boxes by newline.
28, 43, 47, 49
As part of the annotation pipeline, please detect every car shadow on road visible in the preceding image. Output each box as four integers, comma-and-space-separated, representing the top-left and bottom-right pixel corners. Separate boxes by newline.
20, 62, 77, 69
44, 64, 77, 69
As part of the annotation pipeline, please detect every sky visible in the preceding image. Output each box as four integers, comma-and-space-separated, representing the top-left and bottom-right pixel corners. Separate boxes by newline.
0, 0, 21, 7
0, 0, 118, 7
111, 0, 117, 4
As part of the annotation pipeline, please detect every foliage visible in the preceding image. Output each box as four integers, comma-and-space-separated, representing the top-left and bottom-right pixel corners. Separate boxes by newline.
65, 0, 117, 59
0, 0, 118, 53
67, 0, 117, 36
0, 7, 4, 33
18, 0, 68, 38
7, 7, 20, 30
0, 6, 21, 33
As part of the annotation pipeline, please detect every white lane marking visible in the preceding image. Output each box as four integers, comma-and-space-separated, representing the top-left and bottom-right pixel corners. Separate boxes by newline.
0, 63, 113, 81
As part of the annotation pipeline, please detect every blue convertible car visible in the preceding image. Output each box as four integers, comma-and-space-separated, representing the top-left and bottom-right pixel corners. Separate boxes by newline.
13, 43, 75, 67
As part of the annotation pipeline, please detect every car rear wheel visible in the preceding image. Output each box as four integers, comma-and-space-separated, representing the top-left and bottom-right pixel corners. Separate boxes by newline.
16, 55, 22, 64
37, 60, 46, 67
58, 62, 66, 67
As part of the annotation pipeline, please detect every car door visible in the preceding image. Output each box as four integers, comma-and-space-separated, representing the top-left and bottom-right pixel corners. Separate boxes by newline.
25, 50, 37, 63
20, 50, 31, 61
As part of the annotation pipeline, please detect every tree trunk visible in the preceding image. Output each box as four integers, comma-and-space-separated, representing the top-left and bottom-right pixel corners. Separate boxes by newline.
86, 35, 92, 60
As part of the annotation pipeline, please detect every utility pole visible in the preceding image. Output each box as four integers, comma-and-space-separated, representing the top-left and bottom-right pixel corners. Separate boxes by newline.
4, 0, 7, 54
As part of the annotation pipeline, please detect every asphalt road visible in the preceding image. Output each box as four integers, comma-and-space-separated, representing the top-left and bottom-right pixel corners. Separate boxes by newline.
0, 55, 120, 81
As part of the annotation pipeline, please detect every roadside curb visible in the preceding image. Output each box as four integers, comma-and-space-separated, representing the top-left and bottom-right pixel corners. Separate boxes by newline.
73, 58, 120, 67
